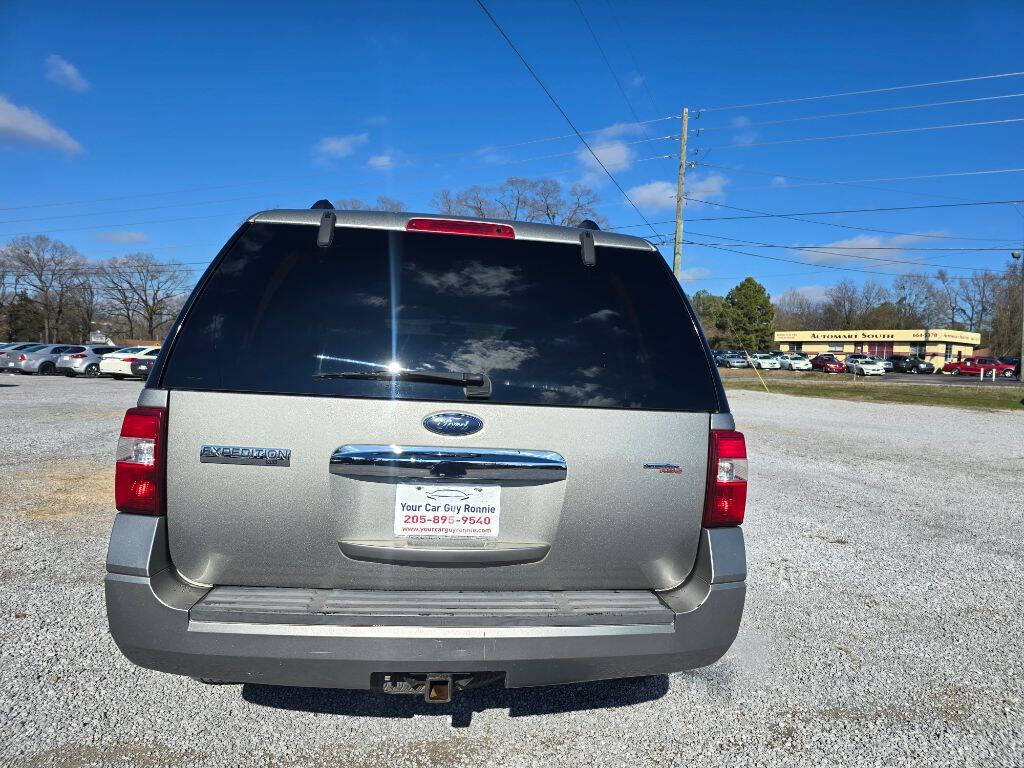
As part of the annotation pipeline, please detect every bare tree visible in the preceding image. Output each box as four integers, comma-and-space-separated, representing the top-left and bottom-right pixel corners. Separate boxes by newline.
122, 254, 192, 340
334, 196, 407, 212
955, 272, 1001, 334
431, 177, 606, 227
5, 235, 87, 342
97, 258, 141, 338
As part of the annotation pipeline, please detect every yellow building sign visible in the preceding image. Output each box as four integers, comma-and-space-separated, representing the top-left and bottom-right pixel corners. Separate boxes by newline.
773, 328, 981, 345
773, 328, 980, 367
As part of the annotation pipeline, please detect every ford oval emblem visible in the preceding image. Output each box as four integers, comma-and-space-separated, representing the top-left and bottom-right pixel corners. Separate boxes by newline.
423, 412, 483, 437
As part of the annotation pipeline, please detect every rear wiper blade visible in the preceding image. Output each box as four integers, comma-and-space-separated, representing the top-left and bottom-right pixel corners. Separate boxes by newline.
313, 369, 492, 399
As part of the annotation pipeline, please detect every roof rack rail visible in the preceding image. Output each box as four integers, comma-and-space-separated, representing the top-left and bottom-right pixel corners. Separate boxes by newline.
311, 199, 334, 210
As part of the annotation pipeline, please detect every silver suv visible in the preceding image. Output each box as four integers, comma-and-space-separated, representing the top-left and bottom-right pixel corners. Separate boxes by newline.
105, 206, 747, 701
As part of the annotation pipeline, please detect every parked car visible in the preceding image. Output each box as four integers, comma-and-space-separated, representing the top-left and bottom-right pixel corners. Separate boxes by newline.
16, 344, 79, 375
849, 357, 885, 376
56, 345, 122, 378
942, 356, 1017, 378
886, 355, 934, 374
810, 354, 845, 374
129, 347, 160, 380
750, 353, 781, 370
2, 343, 46, 373
778, 353, 812, 371
873, 356, 893, 371
99, 346, 160, 379
104, 205, 748, 700
717, 353, 748, 368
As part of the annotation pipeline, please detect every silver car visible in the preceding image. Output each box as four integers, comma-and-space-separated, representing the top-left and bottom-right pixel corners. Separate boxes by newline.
16, 344, 79, 375
105, 207, 747, 701
56, 345, 122, 378
2, 343, 46, 373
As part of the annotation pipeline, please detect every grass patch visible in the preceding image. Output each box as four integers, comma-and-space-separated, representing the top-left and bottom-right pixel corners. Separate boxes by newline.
723, 377, 1024, 411
11, 460, 113, 520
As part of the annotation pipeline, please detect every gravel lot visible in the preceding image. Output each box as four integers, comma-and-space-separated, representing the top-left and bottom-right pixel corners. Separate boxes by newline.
2, 375, 1022, 767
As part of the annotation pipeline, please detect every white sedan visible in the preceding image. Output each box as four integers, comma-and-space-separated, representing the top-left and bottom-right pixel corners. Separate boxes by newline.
850, 357, 885, 376
750, 353, 781, 370
779, 354, 812, 371
99, 346, 160, 379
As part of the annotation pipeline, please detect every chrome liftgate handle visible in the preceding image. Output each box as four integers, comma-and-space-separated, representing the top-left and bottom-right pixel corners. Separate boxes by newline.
329, 445, 567, 483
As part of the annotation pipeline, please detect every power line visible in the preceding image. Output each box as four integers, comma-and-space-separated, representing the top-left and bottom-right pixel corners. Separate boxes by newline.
474, 0, 660, 239
696, 70, 1024, 113
601, 0, 661, 116
611, 194, 1022, 243
693, 117, 1024, 150
609, 196, 1023, 231
665, 239, 1001, 280
570, 0, 643, 126
695, 162, 1024, 197
678, 231, 1009, 271
692, 92, 1024, 132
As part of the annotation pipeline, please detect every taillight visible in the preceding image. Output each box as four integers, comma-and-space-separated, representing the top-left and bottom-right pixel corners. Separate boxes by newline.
18, 354, 26, 361
406, 218, 515, 239
115, 406, 167, 515
703, 429, 747, 527
70, 353, 88, 359
121, 357, 136, 363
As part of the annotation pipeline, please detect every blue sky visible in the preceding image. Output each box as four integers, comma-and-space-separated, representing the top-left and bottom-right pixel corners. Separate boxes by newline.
2, 0, 1023, 302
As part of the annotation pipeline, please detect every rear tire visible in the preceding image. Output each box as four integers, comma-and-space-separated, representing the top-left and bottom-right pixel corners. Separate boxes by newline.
1003, 370, 1015, 378
85, 364, 99, 378
950, 369, 960, 376
39, 362, 55, 376
64, 370, 75, 377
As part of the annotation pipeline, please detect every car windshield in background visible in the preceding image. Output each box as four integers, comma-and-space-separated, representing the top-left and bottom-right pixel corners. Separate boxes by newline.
161, 223, 718, 411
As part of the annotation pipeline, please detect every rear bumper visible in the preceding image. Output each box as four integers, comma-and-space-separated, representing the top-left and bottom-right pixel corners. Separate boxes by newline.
105, 514, 746, 689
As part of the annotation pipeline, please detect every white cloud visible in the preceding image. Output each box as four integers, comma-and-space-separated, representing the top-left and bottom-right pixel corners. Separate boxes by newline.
312, 133, 368, 162
0, 96, 82, 154
365, 115, 389, 126
797, 233, 928, 266
626, 180, 676, 211
367, 153, 394, 170
45, 54, 91, 92
577, 140, 633, 176
731, 115, 757, 147
687, 172, 728, 203
578, 308, 620, 323
438, 339, 537, 372
679, 266, 710, 283
625, 172, 728, 212
629, 73, 645, 89
416, 261, 524, 297
95, 231, 146, 243
771, 176, 787, 187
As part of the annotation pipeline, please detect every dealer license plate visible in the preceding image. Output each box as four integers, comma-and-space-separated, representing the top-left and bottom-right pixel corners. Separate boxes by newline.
394, 483, 500, 538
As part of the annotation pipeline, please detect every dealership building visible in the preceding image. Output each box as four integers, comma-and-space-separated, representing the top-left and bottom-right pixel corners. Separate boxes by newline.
773, 328, 981, 367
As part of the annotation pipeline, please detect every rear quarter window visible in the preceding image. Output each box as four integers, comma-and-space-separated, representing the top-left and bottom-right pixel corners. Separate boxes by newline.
162, 223, 721, 412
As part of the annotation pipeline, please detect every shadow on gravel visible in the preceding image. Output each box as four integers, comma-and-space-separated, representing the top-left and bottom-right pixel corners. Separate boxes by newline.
242, 674, 669, 727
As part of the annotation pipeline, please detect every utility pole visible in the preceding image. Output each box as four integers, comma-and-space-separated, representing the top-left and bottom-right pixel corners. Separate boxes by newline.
1013, 251, 1023, 382
672, 107, 688, 280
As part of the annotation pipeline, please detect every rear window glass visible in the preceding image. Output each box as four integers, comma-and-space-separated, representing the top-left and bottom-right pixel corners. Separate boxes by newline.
93, 347, 118, 354
22, 345, 45, 352
62, 346, 85, 354
116, 347, 145, 354
162, 223, 719, 411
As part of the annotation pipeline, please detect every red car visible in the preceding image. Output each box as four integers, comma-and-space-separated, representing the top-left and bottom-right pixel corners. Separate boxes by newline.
942, 356, 1017, 378
810, 354, 845, 374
